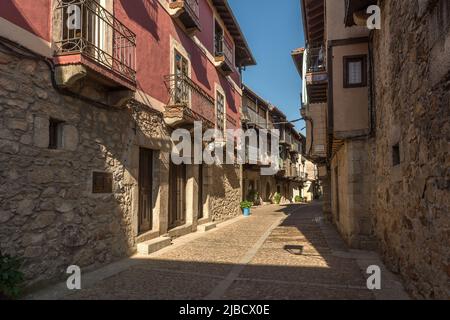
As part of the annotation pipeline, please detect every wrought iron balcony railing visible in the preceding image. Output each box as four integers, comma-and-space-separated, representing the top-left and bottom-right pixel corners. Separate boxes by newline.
307, 45, 326, 73
164, 73, 215, 124
55, 0, 136, 83
215, 35, 234, 67
183, 0, 200, 23
169, 0, 200, 31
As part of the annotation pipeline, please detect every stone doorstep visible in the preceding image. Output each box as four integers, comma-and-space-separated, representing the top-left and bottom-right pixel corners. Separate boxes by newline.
137, 236, 172, 255
197, 222, 217, 232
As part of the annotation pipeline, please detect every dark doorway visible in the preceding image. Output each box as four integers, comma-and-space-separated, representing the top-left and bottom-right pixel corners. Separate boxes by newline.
198, 165, 204, 219
139, 148, 153, 234
169, 162, 187, 229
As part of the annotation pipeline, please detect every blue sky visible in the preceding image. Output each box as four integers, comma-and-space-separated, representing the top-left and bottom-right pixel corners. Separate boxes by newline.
229, 0, 306, 133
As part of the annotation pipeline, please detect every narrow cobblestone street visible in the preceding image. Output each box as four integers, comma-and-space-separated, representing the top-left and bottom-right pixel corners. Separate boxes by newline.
29, 202, 408, 300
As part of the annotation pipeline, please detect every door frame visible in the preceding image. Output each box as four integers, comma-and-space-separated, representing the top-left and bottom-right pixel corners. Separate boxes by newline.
169, 162, 187, 229
138, 147, 154, 234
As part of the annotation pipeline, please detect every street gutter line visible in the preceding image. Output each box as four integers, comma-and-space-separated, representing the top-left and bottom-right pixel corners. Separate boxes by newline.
204, 214, 288, 300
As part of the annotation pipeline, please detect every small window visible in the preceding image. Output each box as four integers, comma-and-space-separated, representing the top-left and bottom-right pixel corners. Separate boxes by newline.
49, 118, 64, 149
344, 55, 367, 88
92, 172, 113, 194
392, 144, 400, 167
216, 91, 225, 134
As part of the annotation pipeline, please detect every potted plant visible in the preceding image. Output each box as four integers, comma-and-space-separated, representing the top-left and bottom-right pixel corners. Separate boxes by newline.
240, 201, 253, 217
295, 195, 302, 203
273, 193, 282, 205
0, 251, 24, 300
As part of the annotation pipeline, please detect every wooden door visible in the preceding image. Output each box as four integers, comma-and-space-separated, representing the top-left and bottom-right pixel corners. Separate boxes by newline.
139, 148, 153, 234
169, 162, 187, 229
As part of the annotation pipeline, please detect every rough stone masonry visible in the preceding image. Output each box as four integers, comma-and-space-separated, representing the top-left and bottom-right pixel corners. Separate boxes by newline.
0, 49, 242, 289
371, 0, 450, 299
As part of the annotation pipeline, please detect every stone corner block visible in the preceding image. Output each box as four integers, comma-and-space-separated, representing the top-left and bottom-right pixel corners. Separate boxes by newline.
197, 223, 217, 233
137, 236, 171, 255
55, 64, 87, 88
63, 124, 79, 151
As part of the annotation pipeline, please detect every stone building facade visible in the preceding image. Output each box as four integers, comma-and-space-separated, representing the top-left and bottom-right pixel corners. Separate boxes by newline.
370, 0, 450, 299
0, 51, 170, 285
241, 85, 307, 205
296, 0, 449, 299
0, 0, 255, 288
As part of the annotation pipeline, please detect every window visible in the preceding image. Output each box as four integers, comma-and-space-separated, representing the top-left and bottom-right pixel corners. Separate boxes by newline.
344, 55, 367, 88
392, 144, 401, 167
174, 50, 189, 104
49, 118, 64, 149
61, 0, 108, 57
92, 172, 113, 194
214, 20, 224, 56
216, 91, 225, 134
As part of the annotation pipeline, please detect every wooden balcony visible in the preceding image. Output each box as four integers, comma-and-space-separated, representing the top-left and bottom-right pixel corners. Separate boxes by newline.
305, 46, 328, 103
280, 132, 292, 147
214, 35, 234, 76
169, 0, 201, 34
290, 142, 301, 154
242, 107, 267, 129
164, 74, 215, 129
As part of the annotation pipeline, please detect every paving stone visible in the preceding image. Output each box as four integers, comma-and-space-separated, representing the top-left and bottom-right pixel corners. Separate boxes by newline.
32, 202, 408, 300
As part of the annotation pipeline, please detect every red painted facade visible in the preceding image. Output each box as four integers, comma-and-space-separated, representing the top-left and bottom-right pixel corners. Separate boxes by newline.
0, 0, 252, 130
0, 0, 51, 41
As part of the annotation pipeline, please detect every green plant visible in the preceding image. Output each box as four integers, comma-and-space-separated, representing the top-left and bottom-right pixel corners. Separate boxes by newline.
295, 195, 302, 203
240, 201, 253, 209
273, 193, 282, 204
0, 251, 24, 299
246, 190, 259, 205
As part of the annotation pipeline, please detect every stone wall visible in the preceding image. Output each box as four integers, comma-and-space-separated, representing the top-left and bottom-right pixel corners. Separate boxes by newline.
330, 139, 376, 250
372, 0, 450, 299
208, 164, 242, 222
0, 51, 169, 288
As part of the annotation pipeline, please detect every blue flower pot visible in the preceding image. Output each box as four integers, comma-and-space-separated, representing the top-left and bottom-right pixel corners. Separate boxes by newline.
243, 207, 251, 217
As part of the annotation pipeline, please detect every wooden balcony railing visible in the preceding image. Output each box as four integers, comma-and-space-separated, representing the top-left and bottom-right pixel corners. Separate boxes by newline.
55, 0, 136, 83
243, 107, 267, 129
169, 0, 200, 32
